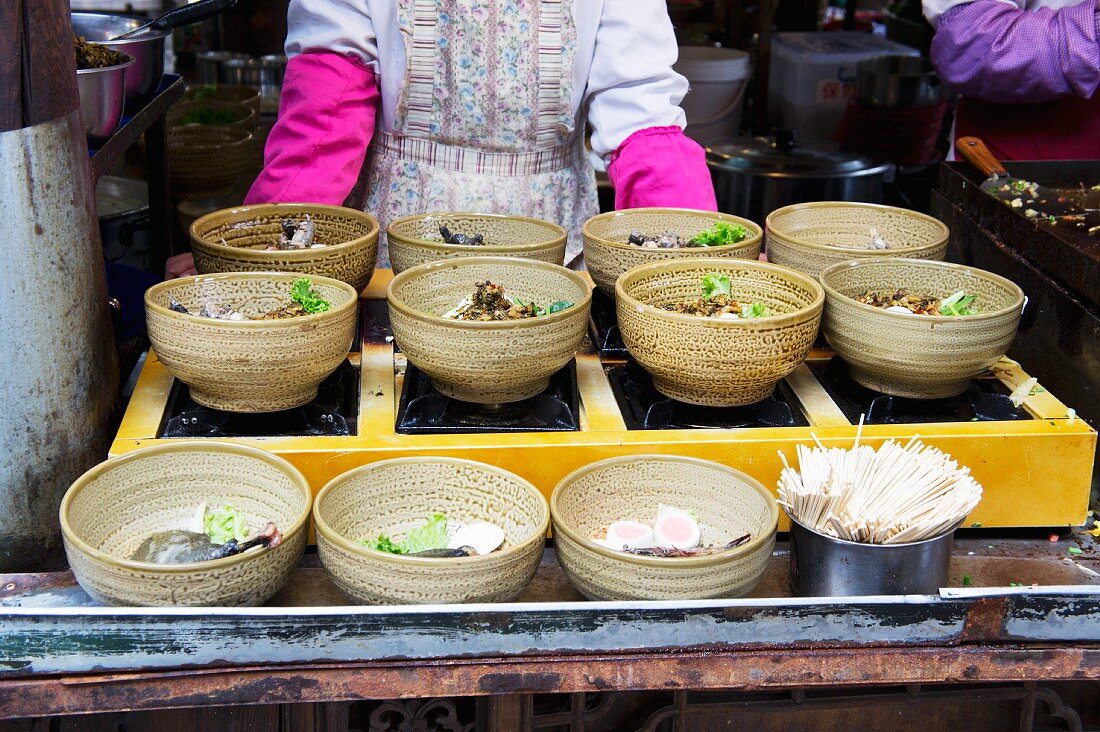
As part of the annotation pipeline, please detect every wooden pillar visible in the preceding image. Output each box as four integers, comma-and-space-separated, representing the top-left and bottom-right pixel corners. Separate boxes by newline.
0, 0, 118, 570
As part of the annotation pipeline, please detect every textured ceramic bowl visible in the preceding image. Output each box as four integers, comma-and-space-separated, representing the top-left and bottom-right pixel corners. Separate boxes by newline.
168, 98, 257, 131
60, 442, 312, 607
765, 202, 949, 279
166, 125, 253, 200
315, 457, 549, 604
820, 258, 1025, 398
183, 84, 263, 115
387, 257, 592, 403
145, 272, 358, 412
582, 208, 763, 295
387, 212, 567, 274
616, 259, 824, 406
551, 455, 778, 601
191, 204, 380, 292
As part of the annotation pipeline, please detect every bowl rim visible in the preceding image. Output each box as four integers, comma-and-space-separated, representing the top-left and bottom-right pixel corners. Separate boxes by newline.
59, 441, 313, 573
313, 456, 551, 565
387, 211, 567, 253
387, 255, 593, 330
764, 201, 949, 255
190, 203, 380, 262
75, 52, 136, 75
183, 83, 264, 104
167, 125, 254, 149
550, 454, 780, 567
819, 257, 1026, 323
582, 207, 764, 253
144, 270, 360, 326
614, 257, 825, 328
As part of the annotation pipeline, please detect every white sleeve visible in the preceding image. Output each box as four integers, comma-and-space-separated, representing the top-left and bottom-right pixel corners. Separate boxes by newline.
285, 0, 380, 72
922, 0, 1021, 27
584, 0, 689, 162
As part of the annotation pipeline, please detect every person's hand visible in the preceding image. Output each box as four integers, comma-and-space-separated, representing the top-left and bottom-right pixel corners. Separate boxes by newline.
758, 251, 769, 263
164, 253, 197, 280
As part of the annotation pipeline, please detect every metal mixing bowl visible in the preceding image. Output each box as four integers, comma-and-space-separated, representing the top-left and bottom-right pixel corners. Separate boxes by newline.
77, 54, 135, 142
72, 12, 169, 107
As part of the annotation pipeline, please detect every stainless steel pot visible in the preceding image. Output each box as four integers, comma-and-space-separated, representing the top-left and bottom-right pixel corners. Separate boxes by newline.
707, 131, 891, 224
857, 55, 941, 109
787, 512, 961, 596
96, 176, 151, 269
76, 54, 134, 141
196, 50, 250, 85
71, 12, 170, 108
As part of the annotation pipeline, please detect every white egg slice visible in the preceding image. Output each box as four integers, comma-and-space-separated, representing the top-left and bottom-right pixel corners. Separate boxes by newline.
885, 305, 915, 315
448, 521, 505, 556
605, 520, 655, 550
652, 505, 701, 550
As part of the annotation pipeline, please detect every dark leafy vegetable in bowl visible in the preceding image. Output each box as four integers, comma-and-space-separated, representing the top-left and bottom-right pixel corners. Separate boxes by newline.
857, 289, 979, 316
74, 34, 127, 69
443, 281, 573, 321
661, 273, 771, 318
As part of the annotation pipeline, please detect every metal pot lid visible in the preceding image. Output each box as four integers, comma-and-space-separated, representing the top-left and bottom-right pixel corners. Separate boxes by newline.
96, 176, 148, 219
706, 130, 889, 178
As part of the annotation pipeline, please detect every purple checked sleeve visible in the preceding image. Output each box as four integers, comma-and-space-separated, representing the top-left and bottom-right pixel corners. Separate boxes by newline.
930, 0, 1100, 103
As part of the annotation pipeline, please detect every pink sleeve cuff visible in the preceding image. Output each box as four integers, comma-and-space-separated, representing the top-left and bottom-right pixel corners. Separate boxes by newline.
607, 126, 717, 212
245, 52, 380, 206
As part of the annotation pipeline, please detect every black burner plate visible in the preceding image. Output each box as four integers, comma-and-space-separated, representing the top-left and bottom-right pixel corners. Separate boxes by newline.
589, 289, 627, 357
606, 359, 808, 430
158, 360, 360, 438
396, 361, 580, 434
809, 357, 1029, 424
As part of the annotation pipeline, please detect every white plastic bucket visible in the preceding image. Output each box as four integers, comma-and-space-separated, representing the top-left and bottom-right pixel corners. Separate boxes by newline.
674, 47, 752, 145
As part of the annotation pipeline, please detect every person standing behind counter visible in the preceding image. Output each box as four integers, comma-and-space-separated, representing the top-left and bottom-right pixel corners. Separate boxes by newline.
165, 0, 717, 277
924, 0, 1100, 161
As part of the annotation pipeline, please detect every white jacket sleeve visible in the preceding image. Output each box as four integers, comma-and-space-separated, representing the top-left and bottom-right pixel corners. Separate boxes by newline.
584, 0, 689, 162
285, 0, 380, 72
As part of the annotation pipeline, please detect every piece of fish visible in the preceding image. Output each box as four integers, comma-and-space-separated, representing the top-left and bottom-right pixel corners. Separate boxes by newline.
621, 533, 752, 557
408, 545, 478, 558
168, 296, 190, 314
130, 522, 282, 564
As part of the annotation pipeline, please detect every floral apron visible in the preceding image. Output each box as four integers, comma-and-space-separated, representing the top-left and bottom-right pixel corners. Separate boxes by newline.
362, 0, 598, 268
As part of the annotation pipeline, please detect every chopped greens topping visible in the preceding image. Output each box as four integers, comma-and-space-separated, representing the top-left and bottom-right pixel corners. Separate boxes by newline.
547, 300, 573, 314
701, 273, 732, 299
939, 291, 978, 317
363, 534, 406, 554
689, 221, 749, 247
514, 297, 574, 316
962, 574, 973, 586
290, 278, 331, 314
740, 302, 769, 319
204, 504, 250, 545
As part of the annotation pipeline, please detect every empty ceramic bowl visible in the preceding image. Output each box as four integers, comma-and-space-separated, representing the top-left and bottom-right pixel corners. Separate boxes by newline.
387, 256, 592, 403
765, 202, 948, 279
145, 272, 358, 412
60, 441, 312, 607
314, 457, 549, 604
191, 203, 380, 292
387, 212, 567, 274
551, 455, 778, 601
615, 258, 824, 406
582, 208, 762, 295
820, 258, 1025, 398
166, 125, 253, 200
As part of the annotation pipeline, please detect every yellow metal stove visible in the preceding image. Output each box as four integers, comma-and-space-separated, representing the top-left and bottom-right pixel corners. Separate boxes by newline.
112, 271, 1096, 529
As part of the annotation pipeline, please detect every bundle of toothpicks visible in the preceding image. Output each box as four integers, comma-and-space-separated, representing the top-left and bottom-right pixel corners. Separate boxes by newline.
777, 416, 983, 545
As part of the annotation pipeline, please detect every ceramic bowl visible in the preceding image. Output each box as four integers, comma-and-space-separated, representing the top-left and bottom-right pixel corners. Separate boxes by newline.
314, 457, 549, 604
615, 258, 824, 406
582, 208, 762, 295
387, 212, 567, 274
166, 125, 253, 200
145, 272, 358, 412
183, 84, 263, 115
820, 258, 1025, 398
60, 442, 312, 607
387, 256, 592, 403
168, 98, 257, 131
551, 455, 778, 601
191, 204, 380, 293
765, 202, 949, 279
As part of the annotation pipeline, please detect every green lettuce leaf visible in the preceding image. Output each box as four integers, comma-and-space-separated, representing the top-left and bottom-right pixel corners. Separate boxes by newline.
290, 278, 331, 314
403, 512, 449, 553
204, 504, 250, 545
689, 221, 749, 247
701, 273, 732, 299
361, 534, 406, 554
740, 302, 769, 318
